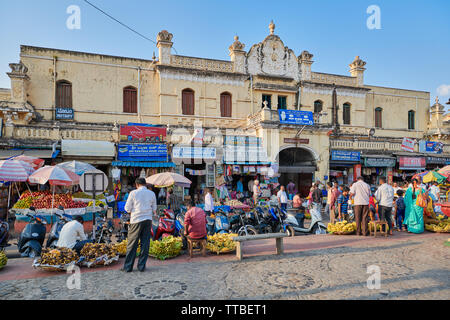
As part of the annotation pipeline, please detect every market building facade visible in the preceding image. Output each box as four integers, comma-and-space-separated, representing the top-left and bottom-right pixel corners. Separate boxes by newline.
0, 21, 448, 198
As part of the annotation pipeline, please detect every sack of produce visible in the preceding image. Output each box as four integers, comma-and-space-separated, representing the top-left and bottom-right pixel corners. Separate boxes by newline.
79, 243, 119, 268
327, 221, 356, 235
148, 236, 182, 261
33, 248, 79, 272
0, 250, 7, 270
207, 233, 238, 254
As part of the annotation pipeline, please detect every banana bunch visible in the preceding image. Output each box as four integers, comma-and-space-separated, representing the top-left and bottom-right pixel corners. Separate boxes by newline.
0, 251, 7, 270
149, 236, 182, 260
80, 243, 118, 262
425, 222, 450, 233
207, 233, 238, 254
113, 240, 127, 256
87, 200, 104, 207
225, 200, 244, 206
327, 221, 356, 234
40, 248, 79, 266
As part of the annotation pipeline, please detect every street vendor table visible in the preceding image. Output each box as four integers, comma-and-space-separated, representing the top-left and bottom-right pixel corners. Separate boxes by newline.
11, 208, 108, 233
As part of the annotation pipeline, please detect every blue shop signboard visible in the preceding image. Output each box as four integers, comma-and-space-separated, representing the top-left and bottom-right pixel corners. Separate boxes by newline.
55, 108, 74, 120
331, 150, 361, 162
278, 109, 314, 126
419, 140, 443, 154
117, 144, 168, 161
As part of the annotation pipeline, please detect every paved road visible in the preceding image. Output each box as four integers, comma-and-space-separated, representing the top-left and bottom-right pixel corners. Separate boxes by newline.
1, 232, 449, 300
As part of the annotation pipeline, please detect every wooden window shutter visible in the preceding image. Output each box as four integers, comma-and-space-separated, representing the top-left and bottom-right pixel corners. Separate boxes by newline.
220, 93, 232, 117
56, 81, 72, 108
375, 108, 382, 128
123, 87, 137, 113
343, 103, 351, 125
182, 89, 194, 115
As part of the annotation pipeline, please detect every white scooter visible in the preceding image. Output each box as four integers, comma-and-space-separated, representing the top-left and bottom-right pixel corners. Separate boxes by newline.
283, 203, 327, 235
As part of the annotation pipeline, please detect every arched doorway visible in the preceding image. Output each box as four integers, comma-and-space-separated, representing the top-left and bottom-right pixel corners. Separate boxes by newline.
277, 147, 317, 197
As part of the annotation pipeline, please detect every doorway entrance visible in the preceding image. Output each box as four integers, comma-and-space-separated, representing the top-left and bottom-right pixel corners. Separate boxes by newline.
277, 147, 317, 197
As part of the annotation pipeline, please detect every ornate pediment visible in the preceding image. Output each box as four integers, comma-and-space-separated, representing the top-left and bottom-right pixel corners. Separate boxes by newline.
246, 23, 299, 80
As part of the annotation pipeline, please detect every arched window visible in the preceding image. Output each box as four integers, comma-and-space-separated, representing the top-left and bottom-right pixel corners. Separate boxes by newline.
343, 103, 351, 125
314, 100, 323, 113
220, 92, 232, 117
182, 89, 195, 115
56, 80, 72, 108
408, 110, 415, 130
123, 86, 137, 113
375, 107, 383, 128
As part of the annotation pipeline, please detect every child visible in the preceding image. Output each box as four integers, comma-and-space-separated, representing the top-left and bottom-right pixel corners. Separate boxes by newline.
337, 186, 350, 221
395, 190, 406, 231
391, 196, 397, 232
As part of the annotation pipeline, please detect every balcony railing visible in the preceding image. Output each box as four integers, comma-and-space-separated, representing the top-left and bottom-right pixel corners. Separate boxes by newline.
12, 124, 118, 142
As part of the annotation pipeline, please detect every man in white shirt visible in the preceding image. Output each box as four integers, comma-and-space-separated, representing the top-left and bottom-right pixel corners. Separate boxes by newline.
392, 182, 401, 196
375, 177, 395, 234
350, 176, 371, 236
122, 178, 157, 273
204, 188, 214, 216
57, 216, 90, 254
277, 185, 288, 211
429, 182, 440, 202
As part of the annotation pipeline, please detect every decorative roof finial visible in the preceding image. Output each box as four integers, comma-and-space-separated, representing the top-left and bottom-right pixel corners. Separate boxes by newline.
269, 20, 275, 35
435, 96, 439, 104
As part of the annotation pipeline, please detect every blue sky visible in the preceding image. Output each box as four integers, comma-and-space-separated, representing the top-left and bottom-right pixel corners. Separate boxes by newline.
1, 0, 449, 106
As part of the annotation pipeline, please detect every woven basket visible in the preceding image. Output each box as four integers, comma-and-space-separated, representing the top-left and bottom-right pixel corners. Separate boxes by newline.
32, 259, 77, 272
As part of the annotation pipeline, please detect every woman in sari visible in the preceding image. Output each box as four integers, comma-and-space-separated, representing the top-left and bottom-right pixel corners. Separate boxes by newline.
404, 179, 425, 234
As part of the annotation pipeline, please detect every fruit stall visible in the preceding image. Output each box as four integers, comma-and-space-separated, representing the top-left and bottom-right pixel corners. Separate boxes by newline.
10, 190, 108, 233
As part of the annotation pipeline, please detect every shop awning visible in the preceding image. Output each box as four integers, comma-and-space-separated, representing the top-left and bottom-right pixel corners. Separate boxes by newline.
0, 149, 57, 159
223, 161, 271, 165
112, 161, 176, 168
61, 140, 115, 158
329, 161, 360, 167
278, 166, 316, 173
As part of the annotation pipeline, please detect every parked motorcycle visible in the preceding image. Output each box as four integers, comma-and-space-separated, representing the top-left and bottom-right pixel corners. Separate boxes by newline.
151, 208, 175, 240
261, 205, 290, 235
116, 212, 130, 243
46, 205, 73, 248
211, 209, 230, 234
230, 209, 258, 236
17, 207, 47, 258
91, 210, 114, 244
251, 207, 272, 234
283, 204, 327, 236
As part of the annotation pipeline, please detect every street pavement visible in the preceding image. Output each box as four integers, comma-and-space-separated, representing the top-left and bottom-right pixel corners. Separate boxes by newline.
0, 231, 449, 300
